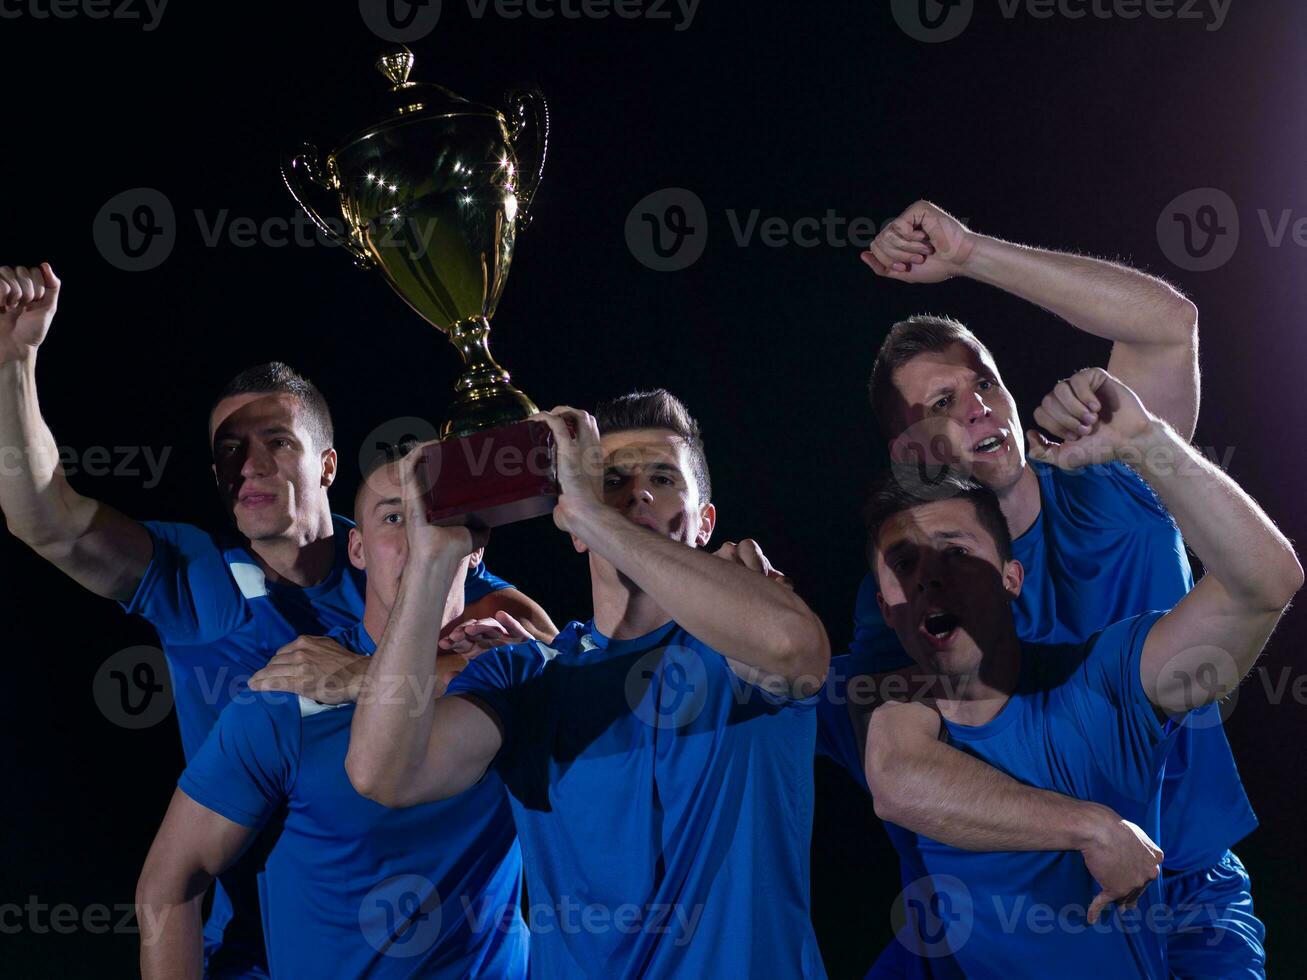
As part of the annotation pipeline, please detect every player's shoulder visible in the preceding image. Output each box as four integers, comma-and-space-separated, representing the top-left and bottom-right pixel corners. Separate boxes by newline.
1032, 457, 1170, 524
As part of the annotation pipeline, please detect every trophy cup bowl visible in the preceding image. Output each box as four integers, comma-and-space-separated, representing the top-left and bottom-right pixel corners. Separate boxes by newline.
282, 47, 558, 528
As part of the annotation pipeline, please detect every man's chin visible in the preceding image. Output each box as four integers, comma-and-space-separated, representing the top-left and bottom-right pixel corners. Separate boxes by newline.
233, 511, 294, 542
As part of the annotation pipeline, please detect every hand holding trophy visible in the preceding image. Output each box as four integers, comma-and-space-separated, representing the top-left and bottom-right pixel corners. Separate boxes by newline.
283, 47, 556, 527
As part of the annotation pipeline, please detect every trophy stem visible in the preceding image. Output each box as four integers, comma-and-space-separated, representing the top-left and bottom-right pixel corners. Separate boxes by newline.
442, 316, 540, 439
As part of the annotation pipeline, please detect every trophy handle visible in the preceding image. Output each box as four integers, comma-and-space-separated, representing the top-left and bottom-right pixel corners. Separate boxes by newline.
504, 88, 548, 230
280, 143, 375, 268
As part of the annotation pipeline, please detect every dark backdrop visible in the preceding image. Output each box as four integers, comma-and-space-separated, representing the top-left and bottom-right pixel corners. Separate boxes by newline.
3, 1, 1304, 976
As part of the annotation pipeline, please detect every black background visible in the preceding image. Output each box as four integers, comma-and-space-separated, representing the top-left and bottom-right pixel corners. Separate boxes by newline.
3, 1, 1305, 976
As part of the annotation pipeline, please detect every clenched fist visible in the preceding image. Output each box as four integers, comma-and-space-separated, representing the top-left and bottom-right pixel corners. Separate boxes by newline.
0, 263, 60, 364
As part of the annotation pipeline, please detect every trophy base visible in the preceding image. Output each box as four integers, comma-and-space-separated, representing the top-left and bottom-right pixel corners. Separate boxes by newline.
415, 419, 559, 529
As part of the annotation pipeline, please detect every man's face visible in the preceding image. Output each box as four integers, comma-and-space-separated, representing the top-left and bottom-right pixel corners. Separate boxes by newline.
890, 341, 1026, 491
874, 497, 1023, 679
210, 393, 336, 542
347, 461, 475, 614
594, 428, 714, 549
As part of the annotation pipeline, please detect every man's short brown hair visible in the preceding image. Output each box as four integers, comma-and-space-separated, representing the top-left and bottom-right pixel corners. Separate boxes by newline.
867, 315, 996, 439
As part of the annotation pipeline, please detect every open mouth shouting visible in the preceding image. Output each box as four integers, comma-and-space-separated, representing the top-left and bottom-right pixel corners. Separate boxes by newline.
919, 609, 961, 648
971, 432, 1008, 457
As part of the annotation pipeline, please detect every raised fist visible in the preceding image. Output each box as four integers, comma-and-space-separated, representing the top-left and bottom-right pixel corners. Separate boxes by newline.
0, 263, 60, 364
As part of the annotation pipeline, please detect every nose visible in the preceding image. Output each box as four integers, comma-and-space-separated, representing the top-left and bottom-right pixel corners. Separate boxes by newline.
964, 390, 992, 426
626, 483, 655, 509
240, 443, 274, 480
914, 552, 947, 593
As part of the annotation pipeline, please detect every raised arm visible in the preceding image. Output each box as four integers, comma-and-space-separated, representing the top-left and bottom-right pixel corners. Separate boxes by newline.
534, 408, 830, 695
135, 789, 257, 980
0, 264, 152, 600
1028, 367, 1303, 713
345, 455, 505, 808
866, 698, 1164, 923
862, 202, 1200, 439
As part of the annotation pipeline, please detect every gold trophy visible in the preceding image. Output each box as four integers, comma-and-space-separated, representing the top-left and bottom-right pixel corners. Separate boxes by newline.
282, 47, 557, 527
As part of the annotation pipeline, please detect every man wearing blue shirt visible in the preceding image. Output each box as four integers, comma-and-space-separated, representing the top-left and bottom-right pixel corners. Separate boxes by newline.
134, 446, 529, 979
833, 203, 1265, 977
0, 263, 553, 978
346, 389, 833, 979
857, 365, 1299, 976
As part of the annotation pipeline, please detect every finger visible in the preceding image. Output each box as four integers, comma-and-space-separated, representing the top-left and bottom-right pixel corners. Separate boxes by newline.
879, 229, 931, 260
1052, 380, 1097, 429
493, 610, 529, 639
1033, 400, 1083, 440
15, 266, 35, 306
1067, 369, 1103, 414
1025, 429, 1060, 466
889, 217, 929, 241
713, 541, 739, 561
529, 410, 573, 446
39, 262, 60, 293
859, 251, 891, 277
736, 539, 769, 574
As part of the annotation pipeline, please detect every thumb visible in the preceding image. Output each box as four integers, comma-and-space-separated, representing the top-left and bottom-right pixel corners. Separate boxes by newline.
40, 262, 60, 295
1086, 890, 1111, 925
1025, 429, 1081, 470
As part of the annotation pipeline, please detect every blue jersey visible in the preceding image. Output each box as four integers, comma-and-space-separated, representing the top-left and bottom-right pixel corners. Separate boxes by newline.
121, 517, 512, 976
827, 460, 1256, 872
887, 613, 1177, 977
447, 620, 827, 979
178, 621, 528, 979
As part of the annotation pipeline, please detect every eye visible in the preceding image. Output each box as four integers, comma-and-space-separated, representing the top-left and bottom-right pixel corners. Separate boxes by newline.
932, 395, 951, 411
977, 379, 994, 391
382, 512, 402, 525
603, 475, 623, 489
272, 438, 293, 449
946, 546, 968, 557
652, 474, 674, 486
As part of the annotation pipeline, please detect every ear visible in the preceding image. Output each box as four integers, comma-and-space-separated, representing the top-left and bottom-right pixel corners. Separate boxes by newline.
211, 462, 219, 487
466, 547, 486, 571
571, 533, 588, 555
876, 590, 890, 622
347, 526, 365, 571
1002, 557, 1024, 600
320, 447, 338, 489
694, 502, 716, 549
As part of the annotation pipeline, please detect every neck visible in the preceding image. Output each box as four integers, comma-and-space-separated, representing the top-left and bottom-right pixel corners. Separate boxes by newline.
996, 464, 1042, 539
932, 628, 1023, 727
248, 511, 336, 587
590, 565, 673, 641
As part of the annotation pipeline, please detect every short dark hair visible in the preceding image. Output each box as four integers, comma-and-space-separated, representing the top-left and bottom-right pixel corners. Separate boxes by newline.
864, 465, 1013, 564
210, 362, 334, 449
355, 437, 418, 523
867, 315, 995, 440
594, 389, 712, 502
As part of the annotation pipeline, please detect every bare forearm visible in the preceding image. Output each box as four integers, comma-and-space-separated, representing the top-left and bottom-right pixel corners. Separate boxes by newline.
569, 504, 829, 681
868, 726, 1104, 852
963, 236, 1197, 348
347, 554, 462, 802
0, 356, 73, 543
1126, 423, 1302, 608
137, 890, 204, 980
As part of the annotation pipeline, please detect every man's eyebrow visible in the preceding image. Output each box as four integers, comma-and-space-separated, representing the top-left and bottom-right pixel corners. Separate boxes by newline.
371, 496, 402, 512
883, 539, 913, 563
603, 458, 682, 473
923, 383, 955, 404
934, 529, 980, 544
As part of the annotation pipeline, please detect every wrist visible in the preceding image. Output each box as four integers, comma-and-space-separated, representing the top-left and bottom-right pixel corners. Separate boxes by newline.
0, 352, 38, 384
1118, 417, 1174, 467
1073, 801, 1118, 851
952, 232, 997, 281
557, 493, 606, 538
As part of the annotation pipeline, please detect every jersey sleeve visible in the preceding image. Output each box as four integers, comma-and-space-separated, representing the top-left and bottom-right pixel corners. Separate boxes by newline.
119, 521, 246, 645
464, 559, 515, 605
178, 693, 300, 828
1067, 610, 1176, 791
849, 572, 915, 674
446, 642, 545, 763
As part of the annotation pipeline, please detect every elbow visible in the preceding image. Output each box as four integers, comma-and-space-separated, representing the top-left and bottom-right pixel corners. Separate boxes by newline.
1271, 552, 1305, 610
1170, 296, 1199, 348
774, 613, 830, 695
345, 749, 410, 808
